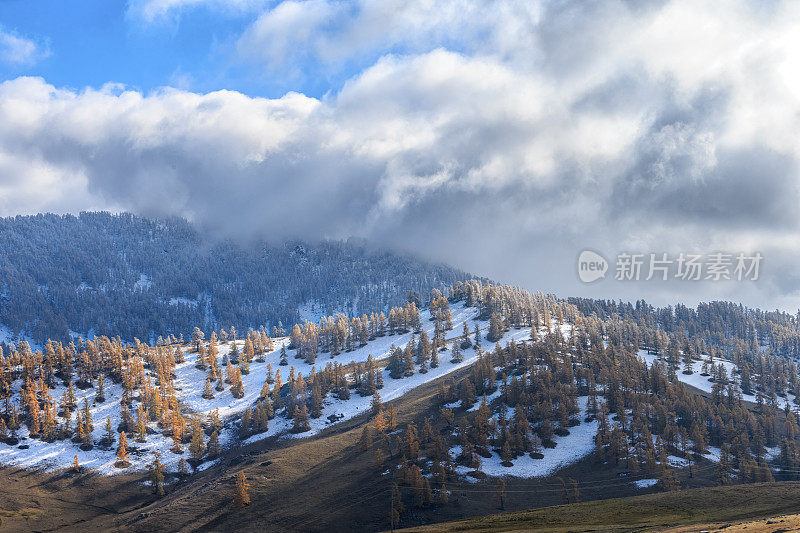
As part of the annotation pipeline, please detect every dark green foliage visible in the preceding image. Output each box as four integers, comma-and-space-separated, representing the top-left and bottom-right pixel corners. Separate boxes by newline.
0, 212, 470, 344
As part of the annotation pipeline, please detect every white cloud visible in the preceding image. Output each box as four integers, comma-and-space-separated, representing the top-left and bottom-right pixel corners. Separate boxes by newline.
126, 0, 267, 22
0, 28, 48, 66
236, 0, 336, 69
236, 0, 544, 73
6, 0, 800, 308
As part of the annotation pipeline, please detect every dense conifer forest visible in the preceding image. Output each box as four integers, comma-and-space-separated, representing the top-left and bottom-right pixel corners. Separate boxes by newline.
0, 212, 470, 344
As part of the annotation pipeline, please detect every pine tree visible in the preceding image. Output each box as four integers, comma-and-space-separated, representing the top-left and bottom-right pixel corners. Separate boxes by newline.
81, 398, 93, 433
421, 476, 433, 507
234, 472, 250, 507
190, 419, 205, 461
293, 404, 311, 433
96, 374, 105, 402
493, 479, 506, 509
244, 337, 255, 362
360, 424, 373, 451
461, 322, 472, 349
450, 341, 462, 364
430, 346, 439, 368
192, 327, 205, 352
102, 416, 115, 447
240, 407, 252, 439
78, 409, 93, 450
488, 312, 503, 342
279, 345, 288, 366
391, 483, 403, 528
310, 380, 323, 418
372, 391, 383, 414
63, 381, 77, 411
202, 378, 215, 399
403, 343, 415, 377
758, 460, 774, 482
149, 452, 166, 497
120, 404, 133, 434
230, 368, 244, 398
500, 440, 513, 466
659, 466, 680, 491
207, 430, 221, 457
416, 331, 431, 369
259, 378, 271, 400
373, 447, 385, 471
410, 466, 426, 508
72, 454, 80, 473
460, 379, 476, 409
437, 482, 449, 504
716, 443, 733, 485
135, 404, 147, 443
115, 431, 130, 467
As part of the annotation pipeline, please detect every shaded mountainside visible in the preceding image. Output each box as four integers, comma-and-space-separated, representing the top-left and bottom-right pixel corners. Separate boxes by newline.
0, 212, 472, 344
397, 482, 800, 532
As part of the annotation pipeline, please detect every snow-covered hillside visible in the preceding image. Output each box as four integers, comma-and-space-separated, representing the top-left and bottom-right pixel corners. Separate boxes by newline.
638, 350, 800, 411
0, 378, 196, 475
452, 396, 599, 479
0, 302, 540, 475
3, 303, 787, 484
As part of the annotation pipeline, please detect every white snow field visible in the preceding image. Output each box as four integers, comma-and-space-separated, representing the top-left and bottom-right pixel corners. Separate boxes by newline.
638, 349, 799, 411
452, 397, 599, 479
0, 379, 193, 475
0, 302, 541, 474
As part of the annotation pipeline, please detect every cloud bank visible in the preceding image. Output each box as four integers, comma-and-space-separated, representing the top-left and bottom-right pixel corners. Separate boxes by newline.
5, 0, 800, 309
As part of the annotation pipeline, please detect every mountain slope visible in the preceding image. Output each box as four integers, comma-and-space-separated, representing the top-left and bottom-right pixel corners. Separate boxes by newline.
5, 277, 800, 532
0, 300, 494, 474
0, 212, 472, 344
397, 482, 800, 532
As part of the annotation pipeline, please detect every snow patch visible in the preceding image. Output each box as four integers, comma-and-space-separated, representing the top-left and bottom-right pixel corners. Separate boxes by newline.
452, 397, 599, 479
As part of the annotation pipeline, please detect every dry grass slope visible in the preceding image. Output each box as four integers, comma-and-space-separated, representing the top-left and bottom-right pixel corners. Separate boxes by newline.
397, 482, 800, 533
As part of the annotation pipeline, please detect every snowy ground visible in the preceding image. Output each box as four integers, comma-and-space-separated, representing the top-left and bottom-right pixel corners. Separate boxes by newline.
0, 324, 13, 345
175, 302, 486, 420
0, 380, 185, 475
0, 323, 41, 351
638, 349, 800, 411
466, 389, 502, 412
0, 302, 544, 474
452, 397, 599, 479
238, 304, 539, 445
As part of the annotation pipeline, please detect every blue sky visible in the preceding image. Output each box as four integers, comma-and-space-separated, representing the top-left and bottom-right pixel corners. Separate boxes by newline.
0, 0, 475, 98
0, 0, 329, 97
1, 0, 800, 310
